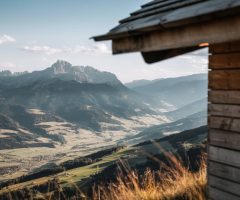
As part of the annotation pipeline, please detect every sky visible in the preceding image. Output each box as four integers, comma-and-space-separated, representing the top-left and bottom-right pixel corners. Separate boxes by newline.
0, 0, 208, 83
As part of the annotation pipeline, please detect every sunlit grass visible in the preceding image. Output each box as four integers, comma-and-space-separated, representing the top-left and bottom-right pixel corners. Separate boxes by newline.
92, 153, 207, 200
0, 147, 207, 200
59, 147, 133, 184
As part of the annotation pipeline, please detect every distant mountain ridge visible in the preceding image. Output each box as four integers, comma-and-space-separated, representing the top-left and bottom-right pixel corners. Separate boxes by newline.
126, 74, 207, 89
0, 60, 122, 88
0, 70, 28, 77
166, 98, 207, 121
125, 79, 153, 88
126, 74, 207, 110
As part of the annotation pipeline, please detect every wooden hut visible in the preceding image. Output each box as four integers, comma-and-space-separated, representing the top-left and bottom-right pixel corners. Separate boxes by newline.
93, 0, 240, 199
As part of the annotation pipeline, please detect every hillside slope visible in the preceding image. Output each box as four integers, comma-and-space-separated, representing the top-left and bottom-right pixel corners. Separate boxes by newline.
125, 111, 207, 144
165, 98, 207, 121
127, 74, 207, 110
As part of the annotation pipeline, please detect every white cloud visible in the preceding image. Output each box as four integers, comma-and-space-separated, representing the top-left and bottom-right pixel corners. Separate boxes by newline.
68, 43, 111, 55
22, 43, 111, 56
178, 48, 208, 70
23, 45, 63, 55
0, 34, 16, 45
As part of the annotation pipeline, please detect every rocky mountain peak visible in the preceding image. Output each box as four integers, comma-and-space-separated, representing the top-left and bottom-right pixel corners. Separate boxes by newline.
48, 60, 122, 86
51, 60, 73, 74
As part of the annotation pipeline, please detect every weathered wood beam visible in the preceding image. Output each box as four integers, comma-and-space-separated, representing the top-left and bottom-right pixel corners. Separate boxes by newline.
208, 187, 240, 200
209, 116, 240, 132
209, 129, 240, 151
208, 91, 240, 105
209, 104, 240, 118
209, 53, 240, 69
209, 70, 240, 90
208, 161, 240, 183
112, 15, 240, 54
209, 41, 240, 54
208, 175, 240, 197
209, 146, 240, 168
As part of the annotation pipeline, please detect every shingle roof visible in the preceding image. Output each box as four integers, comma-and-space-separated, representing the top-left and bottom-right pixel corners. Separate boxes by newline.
93, 0, 240, 41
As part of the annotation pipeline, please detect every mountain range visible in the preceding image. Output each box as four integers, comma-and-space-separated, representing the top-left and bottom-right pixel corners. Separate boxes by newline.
0, 60, 122, 87
0, 61, 208, 148
0, 60, 207, 182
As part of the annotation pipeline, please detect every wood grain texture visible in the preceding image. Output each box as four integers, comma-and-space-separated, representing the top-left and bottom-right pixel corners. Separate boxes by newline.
112, 16, 240, 54
208, 161, 240, 183
208, 175, 240, 196
209, 40, 240, 54
209, 146, 240, 168
209, 104, 240, 118
207, 30, 240, 200
209, 70, 240, 90
209, 53, 240, 69
209, 116, 240, 132
208, 186, 240, 200
209, 129, 240, 151
208, 90, 240, 104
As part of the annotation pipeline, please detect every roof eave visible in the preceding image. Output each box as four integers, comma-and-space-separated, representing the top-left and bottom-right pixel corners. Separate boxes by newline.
93, 1, 240, 42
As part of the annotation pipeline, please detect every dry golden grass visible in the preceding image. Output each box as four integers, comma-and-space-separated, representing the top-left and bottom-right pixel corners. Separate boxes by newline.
92, 153, 207, 200
0, 152, 207, 200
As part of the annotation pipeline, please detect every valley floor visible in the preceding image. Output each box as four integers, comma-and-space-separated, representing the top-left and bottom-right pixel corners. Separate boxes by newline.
0, 112, 167, 182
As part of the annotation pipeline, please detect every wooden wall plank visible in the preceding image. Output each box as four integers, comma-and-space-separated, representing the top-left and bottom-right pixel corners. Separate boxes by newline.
209, 129, 240, 151
209, 41, 240, 54
209, 146, 240, 168
209, 116, 240, 132
208, 186, 240, 200
209, 70, 240, 90
209, 104, 240, 118
208, 175, 240, 196
208, 161, 240, 183
208, 41, 240, 200
209, 53, 240, 69
208, 90, 240, 104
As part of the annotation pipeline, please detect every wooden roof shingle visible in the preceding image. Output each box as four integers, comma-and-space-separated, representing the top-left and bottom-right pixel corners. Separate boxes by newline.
93, 0, 240, 41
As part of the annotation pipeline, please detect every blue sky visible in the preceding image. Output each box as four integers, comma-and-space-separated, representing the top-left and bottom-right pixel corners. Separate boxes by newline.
0, 0, 208, 83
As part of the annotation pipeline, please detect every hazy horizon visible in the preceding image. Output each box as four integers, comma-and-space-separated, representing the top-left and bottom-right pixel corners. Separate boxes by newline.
0, 59, 208, 84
